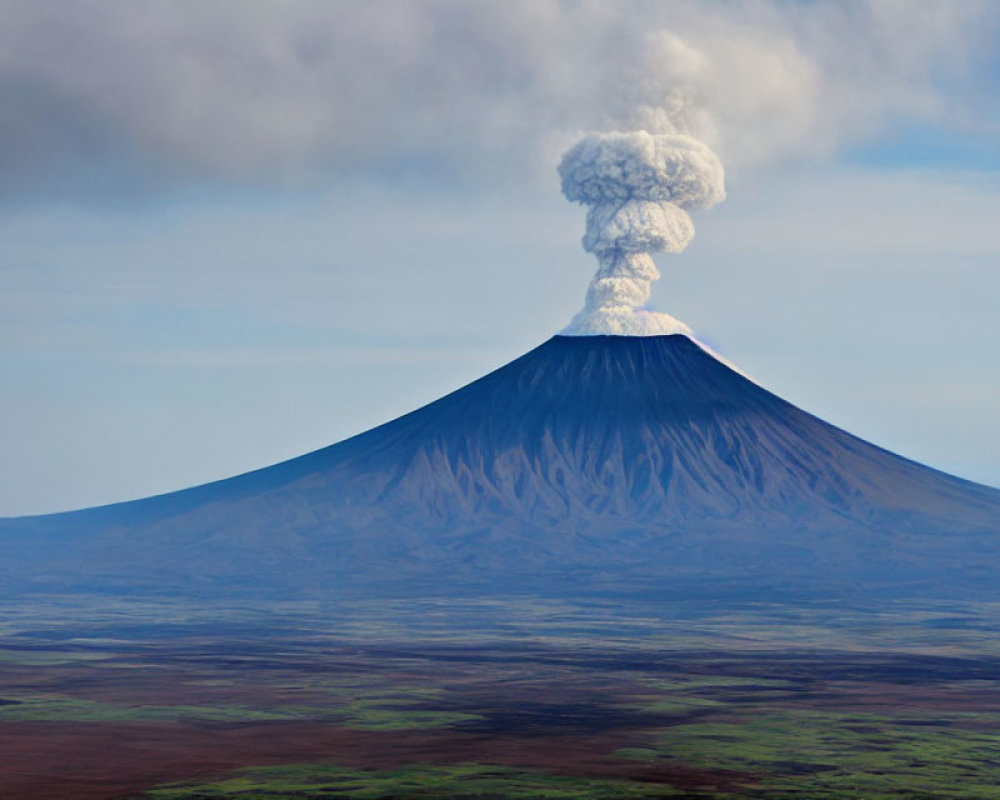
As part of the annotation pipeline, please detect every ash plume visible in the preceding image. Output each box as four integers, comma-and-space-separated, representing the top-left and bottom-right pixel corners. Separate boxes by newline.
559, 131, 725, 336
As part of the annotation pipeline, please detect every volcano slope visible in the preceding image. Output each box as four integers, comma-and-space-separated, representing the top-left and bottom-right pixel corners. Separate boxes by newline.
2, 334, 999, 601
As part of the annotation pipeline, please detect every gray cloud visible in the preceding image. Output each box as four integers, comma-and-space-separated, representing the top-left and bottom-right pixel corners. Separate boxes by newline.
0, 0, 995, 198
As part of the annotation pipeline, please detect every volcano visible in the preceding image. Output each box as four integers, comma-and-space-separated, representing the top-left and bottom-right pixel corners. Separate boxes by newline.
3, 334, 999, 600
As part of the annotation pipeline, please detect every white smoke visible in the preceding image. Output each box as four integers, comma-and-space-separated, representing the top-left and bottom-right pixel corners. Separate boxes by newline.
559, 131, 725, 336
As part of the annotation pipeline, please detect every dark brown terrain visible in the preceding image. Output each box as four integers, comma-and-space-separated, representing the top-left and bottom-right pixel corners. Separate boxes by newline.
2, 597, 999, 799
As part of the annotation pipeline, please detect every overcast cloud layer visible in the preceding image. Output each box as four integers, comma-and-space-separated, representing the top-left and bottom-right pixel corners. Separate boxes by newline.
0, 0, 996, 197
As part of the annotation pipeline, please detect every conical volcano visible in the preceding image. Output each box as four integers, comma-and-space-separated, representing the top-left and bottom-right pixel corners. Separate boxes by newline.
3, 335, 999, 600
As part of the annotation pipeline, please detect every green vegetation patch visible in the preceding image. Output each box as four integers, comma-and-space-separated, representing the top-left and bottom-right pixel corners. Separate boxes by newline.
651, 710, 1000, 799
620, 675, 796, 718
0, 684, 481, 730
642, 676, 794, 692
329, 696, 481, 730
0, 647, 115, 666
308, 681, 484, 730
143, 763, 689, 800
0, 694, 306, 723
0, 692, 479, 729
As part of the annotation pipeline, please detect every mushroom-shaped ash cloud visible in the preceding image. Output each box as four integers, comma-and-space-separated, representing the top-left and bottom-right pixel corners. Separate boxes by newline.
559, 131, 725, 336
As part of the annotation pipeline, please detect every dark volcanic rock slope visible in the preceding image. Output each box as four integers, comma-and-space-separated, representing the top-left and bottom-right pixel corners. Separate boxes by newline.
3, 335, 999, 597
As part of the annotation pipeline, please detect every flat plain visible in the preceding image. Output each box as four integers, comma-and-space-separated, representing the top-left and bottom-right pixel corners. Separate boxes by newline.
1, 595, 998, 799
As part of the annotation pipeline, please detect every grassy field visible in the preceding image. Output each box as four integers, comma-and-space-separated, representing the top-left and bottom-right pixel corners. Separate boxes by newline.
145, 764, 687, 800
0, 596, 998, 799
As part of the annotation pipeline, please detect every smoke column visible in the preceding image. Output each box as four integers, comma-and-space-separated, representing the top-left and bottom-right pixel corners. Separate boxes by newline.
559, 131, 725, 336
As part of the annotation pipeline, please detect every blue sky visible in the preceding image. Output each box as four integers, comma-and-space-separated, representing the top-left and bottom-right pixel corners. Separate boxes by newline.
2, 1, 999, 514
